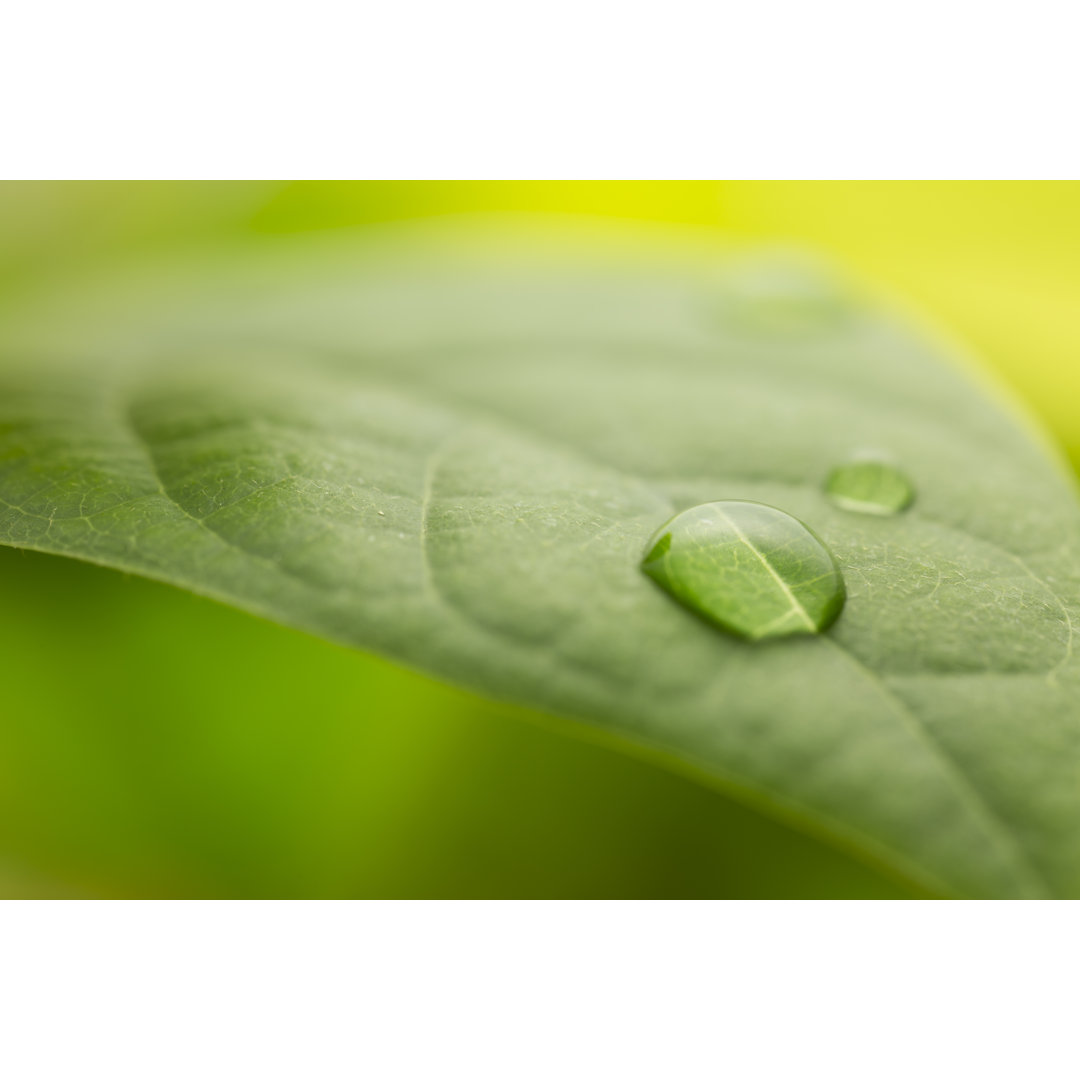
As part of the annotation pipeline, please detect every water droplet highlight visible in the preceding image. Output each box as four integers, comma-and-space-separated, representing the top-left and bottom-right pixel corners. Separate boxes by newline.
641, 501, 845, 641
825, 461, 914, 515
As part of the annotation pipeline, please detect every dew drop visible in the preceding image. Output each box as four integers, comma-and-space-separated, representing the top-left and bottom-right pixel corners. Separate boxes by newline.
641, 500, 845, 641
825, 460, 914, 516
713, 256, 854, 336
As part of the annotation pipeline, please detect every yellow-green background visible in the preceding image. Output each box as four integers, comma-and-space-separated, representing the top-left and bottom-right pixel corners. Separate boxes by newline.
2, 182, 1076, 897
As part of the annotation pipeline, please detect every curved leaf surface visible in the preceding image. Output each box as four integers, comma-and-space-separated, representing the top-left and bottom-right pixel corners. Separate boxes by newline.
2, 218, 1079, 898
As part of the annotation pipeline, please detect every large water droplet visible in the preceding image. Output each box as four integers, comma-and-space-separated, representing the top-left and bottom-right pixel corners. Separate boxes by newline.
825, 460, 914, 515
641, 501, 846, 641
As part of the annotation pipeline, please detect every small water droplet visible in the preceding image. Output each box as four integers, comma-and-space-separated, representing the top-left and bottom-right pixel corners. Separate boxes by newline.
641, 500, 845, 641
713, 256, 854, 337
825, 460, 914, 515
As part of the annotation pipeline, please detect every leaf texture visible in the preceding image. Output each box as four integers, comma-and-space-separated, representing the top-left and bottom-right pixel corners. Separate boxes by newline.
2, 218, 1080, 898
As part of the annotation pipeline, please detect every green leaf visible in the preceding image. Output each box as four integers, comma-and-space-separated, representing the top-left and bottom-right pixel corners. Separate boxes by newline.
3, 217, 1080, 899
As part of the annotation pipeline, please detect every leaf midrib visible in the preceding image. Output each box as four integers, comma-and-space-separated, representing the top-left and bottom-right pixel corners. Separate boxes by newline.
711, 503, 817, 634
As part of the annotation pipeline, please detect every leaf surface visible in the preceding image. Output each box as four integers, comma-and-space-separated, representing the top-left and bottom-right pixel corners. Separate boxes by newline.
3, 217, 1080, 898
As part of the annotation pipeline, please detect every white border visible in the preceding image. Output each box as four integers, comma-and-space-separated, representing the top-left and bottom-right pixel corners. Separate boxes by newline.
1, 903, 1076, 1079
4, 1, 1080, 177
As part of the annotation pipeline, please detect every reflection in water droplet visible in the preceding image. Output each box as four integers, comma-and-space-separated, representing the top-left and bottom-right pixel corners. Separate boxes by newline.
825, 461, 914, 516
641, 500, 846, 641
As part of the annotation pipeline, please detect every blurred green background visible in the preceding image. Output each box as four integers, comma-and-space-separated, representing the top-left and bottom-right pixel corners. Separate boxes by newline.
2, 181, 1077, 898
